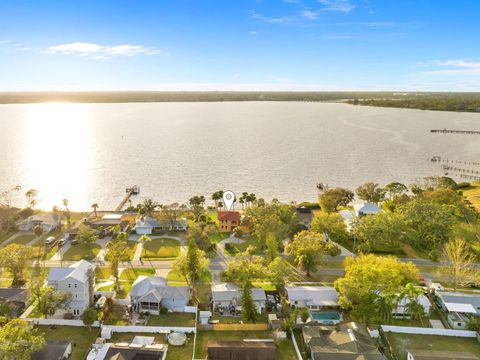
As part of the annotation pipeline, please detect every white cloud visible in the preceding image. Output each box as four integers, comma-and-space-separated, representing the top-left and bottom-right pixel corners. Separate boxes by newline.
299, 9, 319, 20
421, 59, 480, 75
318, 0, 355, 13
268, 75, 295, 83
45, 42, 160, 59
249, 10, 293, 24
250, 31, 258, 35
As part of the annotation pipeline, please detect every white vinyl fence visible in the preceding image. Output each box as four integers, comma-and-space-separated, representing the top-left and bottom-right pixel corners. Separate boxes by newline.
381, 325, 477, 338
26, 318, 101, 327
103, 325, 196, 334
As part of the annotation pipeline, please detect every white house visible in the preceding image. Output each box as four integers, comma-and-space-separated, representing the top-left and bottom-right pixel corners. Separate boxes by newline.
353, 202, 382, 217
134, 217, 188, 235
211, 283, 267, 314
129, 276, 189, 314
17, 213, 61, 232
393, 294, 431, 318
47, 260, 95, 316
338, 209, 355, 231
285, 286, 340, 311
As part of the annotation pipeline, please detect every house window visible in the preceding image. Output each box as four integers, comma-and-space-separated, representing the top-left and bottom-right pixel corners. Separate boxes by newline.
74, 284, 77, 288
68, 284, 71, 288
458, 323, 462, 326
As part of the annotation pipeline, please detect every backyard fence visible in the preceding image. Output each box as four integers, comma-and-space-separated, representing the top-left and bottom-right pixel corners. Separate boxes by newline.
291, 330, 304, 360
103, 324, 196, 334
381, 325, 477, 338
27, 318, 101, 327
211, 323, 269, 331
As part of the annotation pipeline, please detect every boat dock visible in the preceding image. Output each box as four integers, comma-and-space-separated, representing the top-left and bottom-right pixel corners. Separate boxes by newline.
115, 185, 140, 211
431, 128, 480, 135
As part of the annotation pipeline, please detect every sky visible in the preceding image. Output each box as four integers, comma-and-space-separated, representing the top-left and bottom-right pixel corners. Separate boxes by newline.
1, 0, 480, 91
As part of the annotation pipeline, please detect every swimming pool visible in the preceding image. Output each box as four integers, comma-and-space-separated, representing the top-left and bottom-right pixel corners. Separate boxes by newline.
310, 311, 342, 323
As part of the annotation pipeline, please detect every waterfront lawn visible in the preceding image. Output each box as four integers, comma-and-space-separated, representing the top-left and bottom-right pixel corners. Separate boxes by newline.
109, 332, 194, 360
11, 234, 36, 245
386, 333, 480, 359
0, 231, 16, 245
147, 312, 196, 327
464, 182, 480, 212
37, 325, 99, 360
194, 331, 274, 359
63, 242, 102, 260
142, 238, 180, 260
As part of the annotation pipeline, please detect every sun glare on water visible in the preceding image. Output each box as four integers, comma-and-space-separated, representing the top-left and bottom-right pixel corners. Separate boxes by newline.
21, 102, 93, 210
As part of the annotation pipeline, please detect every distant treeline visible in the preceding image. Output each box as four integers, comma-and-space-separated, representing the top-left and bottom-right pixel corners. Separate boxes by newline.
1, 91, 480, 112
348, 93, 480, 113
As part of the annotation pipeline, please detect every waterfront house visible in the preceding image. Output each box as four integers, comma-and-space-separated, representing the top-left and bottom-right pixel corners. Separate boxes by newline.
0, 288, 29, 317
302, 322, 385, 360
435, 291, 480, 329
83, 213, 131, 233
134, 216, 188, 235
217, 211, 241, 232
295, 207, 314, 229
86, 336, 166, 360
207, 340, 276, 360
212, 283, 266, 314
338, 209, 355, 231
353, 202, 382, 217
32, 340, 72, 360
129, 276, 189, 314
47, 260, 95, 316
17, 213, 60, 232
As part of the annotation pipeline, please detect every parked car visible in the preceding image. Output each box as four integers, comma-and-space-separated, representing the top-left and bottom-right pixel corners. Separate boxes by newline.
95, 296, 107, 309
57, 238, 67, 247
71, 238, 78, 245
45, 236, 56, 245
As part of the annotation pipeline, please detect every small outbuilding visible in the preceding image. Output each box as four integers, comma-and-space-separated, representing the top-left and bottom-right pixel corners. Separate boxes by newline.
31, 340, 72, 360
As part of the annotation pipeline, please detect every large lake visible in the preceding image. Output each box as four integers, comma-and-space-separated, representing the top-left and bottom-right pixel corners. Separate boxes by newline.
1, 102, 479, 210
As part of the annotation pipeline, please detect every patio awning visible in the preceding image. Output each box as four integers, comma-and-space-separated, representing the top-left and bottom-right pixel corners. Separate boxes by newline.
445, 302, 477, 314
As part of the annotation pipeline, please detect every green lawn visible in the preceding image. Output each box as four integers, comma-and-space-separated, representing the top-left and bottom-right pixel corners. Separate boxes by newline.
104, 241, 138, 261
386, 333, 480, 359
147, 312, 196, 327
63, 242, 102, 260
120, 267, 156, 280
96, 267, 113, 280
194, 331, 274, 358
142, 238, 181, 260
209, 232, 230, 244
464, 182, 480, 212
293, 329, 308, 360
11, 234, 36, 245
0, 231, 16, 245
211, 313, 268, 324
109, 332, 194, 360
37, 325, 100, 360
167, 269, 212, 285
224, 241, 249, 255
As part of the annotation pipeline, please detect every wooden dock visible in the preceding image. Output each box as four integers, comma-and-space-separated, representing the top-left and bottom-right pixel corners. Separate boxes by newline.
431, 128, 480, 135
115, 185, 140, 211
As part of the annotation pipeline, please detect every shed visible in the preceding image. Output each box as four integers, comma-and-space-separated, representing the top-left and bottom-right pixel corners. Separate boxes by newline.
199, 311, 212, 325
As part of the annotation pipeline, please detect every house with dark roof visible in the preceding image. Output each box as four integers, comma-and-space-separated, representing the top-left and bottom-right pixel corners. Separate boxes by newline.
47, 260, 95, 316
0, 287, 29, 317
217, 211, 240, 232
86, 336, 166, 360
302, 322, 385, 360
31, 340, 72, 360
134, 216, 187, 235
129, 276, 189, 314
207, 340, 276, 360
295, 207, 314, 229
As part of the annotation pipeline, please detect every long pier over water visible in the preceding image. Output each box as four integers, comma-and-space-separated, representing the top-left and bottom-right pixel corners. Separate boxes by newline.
431, 128, 480, 135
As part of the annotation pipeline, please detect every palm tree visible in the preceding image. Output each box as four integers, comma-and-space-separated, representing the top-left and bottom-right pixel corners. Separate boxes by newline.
25, 189, 38, 209
91, 203, 99, 218
138, 234, 152, 244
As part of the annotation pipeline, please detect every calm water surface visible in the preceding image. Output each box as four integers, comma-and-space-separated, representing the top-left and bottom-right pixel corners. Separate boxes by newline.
0, 102, 479, 210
